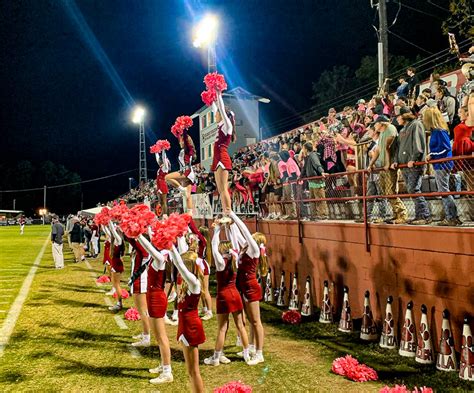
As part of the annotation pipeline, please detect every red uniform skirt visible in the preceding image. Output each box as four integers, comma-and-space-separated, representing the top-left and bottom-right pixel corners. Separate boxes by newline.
196, 258, 210, 276
216, 286, 243, 314
103, 241, 111, 265
236, 273, 262, 303
156, 171, 168, 194
177, 293, 205, 346
211, 145, 232, 171
147, 290, 167, 318
110, 257, 124, 273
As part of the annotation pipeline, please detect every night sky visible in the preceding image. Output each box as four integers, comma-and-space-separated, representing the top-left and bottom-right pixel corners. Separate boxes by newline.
0, 0, 450, 207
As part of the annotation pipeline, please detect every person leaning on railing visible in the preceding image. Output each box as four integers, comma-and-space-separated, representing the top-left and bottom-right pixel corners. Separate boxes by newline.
299, 142, 329, 220
367, 115, 408, 224
391, 109, 432, 225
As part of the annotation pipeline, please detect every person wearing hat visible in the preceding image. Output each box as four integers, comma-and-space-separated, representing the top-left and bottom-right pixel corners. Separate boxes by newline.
391, 108, 432, 225
51, 215, 65, 269
368, 115, 408, 224
69, 216, 84, 263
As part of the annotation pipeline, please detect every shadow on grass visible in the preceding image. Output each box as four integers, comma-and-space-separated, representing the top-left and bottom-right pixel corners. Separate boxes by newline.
61, 328, 128, 343
0, 371, 27, 384
53, 299, 103, 309
56, 357, 145, 379
132, 346, 186, 363
260, 303, 472, 391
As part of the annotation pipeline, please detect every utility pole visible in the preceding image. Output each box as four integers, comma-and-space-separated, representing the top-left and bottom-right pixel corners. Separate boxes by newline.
374, 0, 388, 91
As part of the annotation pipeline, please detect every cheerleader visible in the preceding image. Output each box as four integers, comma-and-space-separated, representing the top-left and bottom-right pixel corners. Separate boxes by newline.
229, 211, 267, 365
108, 221, 125, 312
204, 221, 252, 366
165, 131, 196, 214
155, 150, 170, 216
188, 219, 213, 320
128, 238, 151, 347
170, 246, 205, 393
102, 226, 114, 296
211, 90, 236, 216
137, 235, 174, 385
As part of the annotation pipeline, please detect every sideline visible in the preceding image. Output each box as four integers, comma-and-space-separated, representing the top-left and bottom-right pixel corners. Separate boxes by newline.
0, 236, 50, 357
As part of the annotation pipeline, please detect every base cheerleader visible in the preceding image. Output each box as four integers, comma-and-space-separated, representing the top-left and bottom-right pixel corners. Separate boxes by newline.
108, 221, 125, 312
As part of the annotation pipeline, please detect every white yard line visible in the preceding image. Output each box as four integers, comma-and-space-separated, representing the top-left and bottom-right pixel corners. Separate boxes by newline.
113, 315, 128, 330
0, 236, 49, 357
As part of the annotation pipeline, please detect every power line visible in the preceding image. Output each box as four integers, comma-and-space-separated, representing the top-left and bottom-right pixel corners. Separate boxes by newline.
388, 30, 433, 54
397, 1, 443, 20
0, 169, 137, 193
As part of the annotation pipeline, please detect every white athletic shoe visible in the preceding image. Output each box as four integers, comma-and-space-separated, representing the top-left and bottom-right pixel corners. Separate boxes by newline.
219, 355, 231, 364
247, 353, 265, 366
105, 288, 116, 296
132, 333, 143, 340
149, 373, 173, 384
108, 303, 122, 313
200, 311, 213, 321
204, 355, 220, 366
171, 311, 178, 321
131, 337, 150, 347
164, 314, 178, 326
149, 365, 163, 374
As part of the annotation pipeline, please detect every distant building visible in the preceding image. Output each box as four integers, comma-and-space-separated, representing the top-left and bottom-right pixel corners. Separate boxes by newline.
192, 87, 269, 170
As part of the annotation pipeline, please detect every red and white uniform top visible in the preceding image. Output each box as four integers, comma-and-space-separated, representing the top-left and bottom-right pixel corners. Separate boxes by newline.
211, 91, 234, 171
155, 151, 170, 176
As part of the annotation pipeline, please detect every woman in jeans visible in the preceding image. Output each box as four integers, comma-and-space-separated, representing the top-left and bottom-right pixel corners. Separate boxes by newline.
423, 107, 461, 226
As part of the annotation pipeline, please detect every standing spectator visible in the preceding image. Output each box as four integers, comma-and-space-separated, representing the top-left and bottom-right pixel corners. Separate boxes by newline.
453, 106, 474, 157
392, 109, 431, 225
51, 215, 65, 269
435, 86, 457, 132
423, 107, 461, 226
368, 115, 408, 224
278, 150, 299, 219
396, 76, 409, 98
90, 221, 99, 258
406, 67, 420, 103
300, 142, 328, 220
19, 216, 25, 235
70, 217, 84, 263
458, 63, 474, 107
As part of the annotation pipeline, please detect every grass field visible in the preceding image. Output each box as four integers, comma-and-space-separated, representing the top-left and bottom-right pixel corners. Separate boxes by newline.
0, 225, 471, 392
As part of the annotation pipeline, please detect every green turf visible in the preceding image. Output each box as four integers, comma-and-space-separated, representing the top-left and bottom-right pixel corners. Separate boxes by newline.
0, 226, 471, 392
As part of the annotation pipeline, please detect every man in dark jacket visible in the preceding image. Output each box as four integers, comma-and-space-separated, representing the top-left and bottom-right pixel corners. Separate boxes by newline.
69, 216, 85, 263
391, 111, 432, 225
300, 142, 328, 220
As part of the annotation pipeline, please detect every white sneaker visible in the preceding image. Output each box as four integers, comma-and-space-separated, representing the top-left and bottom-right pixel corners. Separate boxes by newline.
150, 373, 173, 384
108, 303, 122, 313
131, 337, 150, 347
201, 311, 213, 321
204, 355, 220, 366
171, 311, 178, 321
167, 291, 177, 302
149, 365, 163, 374
165, 314, 178, 326
247, 353, 264, 366
219, 355, 231, 364
105, 288, 116, 296
132, 333, 143, 340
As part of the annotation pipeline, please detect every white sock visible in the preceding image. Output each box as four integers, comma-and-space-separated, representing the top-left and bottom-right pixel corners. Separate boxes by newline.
215, 350, 222, 359
249, 344, 256, 353
142, 334, 150, 340
203, 307, 208, 313
243, 347, 249, 358
162, 364, 172, 374
256, 349, 263, 358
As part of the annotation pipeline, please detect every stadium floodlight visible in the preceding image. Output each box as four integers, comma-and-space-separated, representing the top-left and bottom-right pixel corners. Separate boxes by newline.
131, 106, 146, 124
192, 14, 218, 49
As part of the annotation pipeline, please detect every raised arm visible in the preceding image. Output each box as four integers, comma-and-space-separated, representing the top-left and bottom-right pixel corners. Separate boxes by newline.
161, 151, 169, 172
216, 91, 233, 136
108, 222, 122, 245
189, 218, 206, 258
138, 234, 165, 270
229, 211, 259, 258
170, 246, 200, 294
155, 152, 161, 166
103, 225, 111, 239
230, 223, 246, 248
211, 225, 225, 271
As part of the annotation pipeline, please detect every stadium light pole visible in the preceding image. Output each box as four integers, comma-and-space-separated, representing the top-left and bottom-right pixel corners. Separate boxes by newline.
193, 14, 219, 73
131, 106, 147, 185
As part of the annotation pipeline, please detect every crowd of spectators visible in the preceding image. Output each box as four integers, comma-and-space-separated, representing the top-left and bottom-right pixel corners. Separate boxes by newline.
118, 62, 474, 226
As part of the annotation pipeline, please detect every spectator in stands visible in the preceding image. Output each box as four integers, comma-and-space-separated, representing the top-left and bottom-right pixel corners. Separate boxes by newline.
392, 108, 431, 225
453, 106, 474, 157
429, 73, 446, 93
278, 149, 299, 219
262, 153, 282, 219
414, 94, 428, 118
406, 67, 420, 102
372, 96, 384, 116
396, 76, 409, 98
435, 86, 457, 131
423, 107, 461, 226
459, 63, 474, 107
300, 142, 328, 220
368, 115, 408, 224
421, 88, 433, 99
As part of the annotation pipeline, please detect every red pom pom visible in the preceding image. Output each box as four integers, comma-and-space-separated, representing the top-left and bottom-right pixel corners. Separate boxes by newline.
109, 203, 129, 222
119, 204, 156, 238
150, 139, 171, 154
201, 89, 217, 106
96, 275, 111, 284
124, 307, 141, 321
332, 355, 378, 383
282, 310, 302, 325
94, 207, 111, 226
149, 213, 191, 250
213, 380, 252, 393
113, 288, 130, 299
204, 72, 227, 92
171, 116, 193, 138
379, 386, 433, 393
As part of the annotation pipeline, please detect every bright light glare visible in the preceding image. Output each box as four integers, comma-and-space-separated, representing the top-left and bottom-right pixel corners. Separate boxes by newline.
193, 14, 218, 48
131, 106, 146, 124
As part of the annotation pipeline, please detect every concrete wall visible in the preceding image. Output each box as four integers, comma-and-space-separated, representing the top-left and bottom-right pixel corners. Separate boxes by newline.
243, 219, 474, 352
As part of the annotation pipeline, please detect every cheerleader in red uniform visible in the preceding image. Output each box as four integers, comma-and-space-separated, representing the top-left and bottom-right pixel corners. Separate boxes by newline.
165, 131, 196, 214
108, 221, 125, 312
211, 90, 236, 216
188, 219, 213, 321
170, 246, 205, 393
229, 211, 267, 365
128, 238, 151, 347
137, 235, 174, 385
203, 221, 252, 367
155, 150, 170, 216
102, 225, 114, 295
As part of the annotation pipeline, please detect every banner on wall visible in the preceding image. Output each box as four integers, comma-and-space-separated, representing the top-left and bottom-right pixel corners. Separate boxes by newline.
191, 193, 213, 219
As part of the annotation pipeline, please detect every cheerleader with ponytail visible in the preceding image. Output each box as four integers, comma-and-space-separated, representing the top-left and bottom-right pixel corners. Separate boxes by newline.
153, 143, 171, 216
137, 235, 174, 385
229, 211, 267, 365
170, 246, 205, 393
203, 221, 253, 366
211, 89, 236, 216
108, 221, 125, 312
